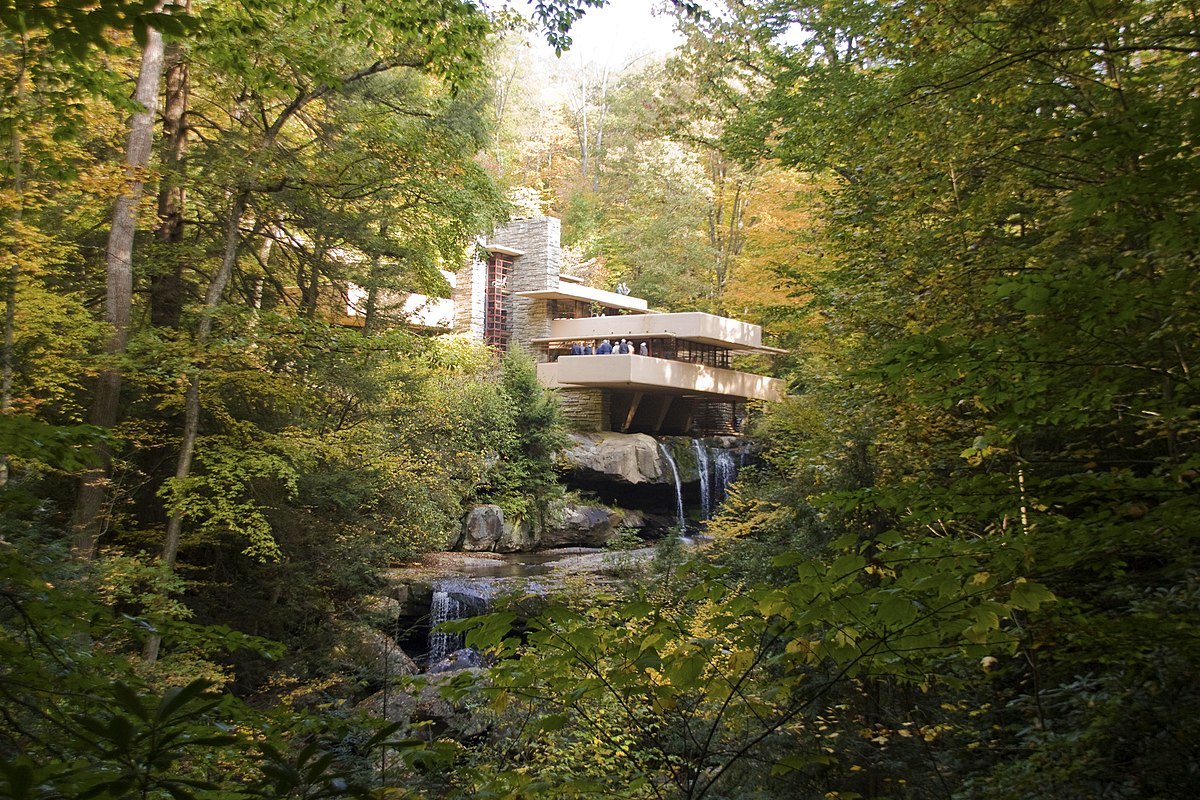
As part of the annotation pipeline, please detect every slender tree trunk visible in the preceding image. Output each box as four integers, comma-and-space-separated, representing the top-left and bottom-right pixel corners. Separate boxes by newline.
492, 58, 519, 178
717, 182, 745, 294
143, 189, 249, 664
301, 251, 323, 318
362, 223, 387, 334
0, 33, 29, 487
577, 70, 589, 178
248, 233, 270, 328
171, 194, 249, 553
150, 13, 191, 328
71, 22, 167, 559
591, 65, 608, 193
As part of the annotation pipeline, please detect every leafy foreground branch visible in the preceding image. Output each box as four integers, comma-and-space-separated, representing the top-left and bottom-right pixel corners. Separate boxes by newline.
0, 541, 440, 800
427, 529, 1059, 800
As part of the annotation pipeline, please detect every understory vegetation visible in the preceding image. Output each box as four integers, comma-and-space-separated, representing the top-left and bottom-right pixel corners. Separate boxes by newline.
2, 0, 1198, 798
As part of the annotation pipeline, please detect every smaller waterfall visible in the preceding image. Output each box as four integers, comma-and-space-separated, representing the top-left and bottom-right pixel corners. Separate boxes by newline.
714, 449, 738, 506
427, 577, 493, 665
692, 439, 712, 519
428, 590, 461, 664
658, 441, 686, 531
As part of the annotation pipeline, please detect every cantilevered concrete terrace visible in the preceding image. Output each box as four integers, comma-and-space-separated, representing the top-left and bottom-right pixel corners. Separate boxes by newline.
537, 354, 786, 403
533, 312, 786, 354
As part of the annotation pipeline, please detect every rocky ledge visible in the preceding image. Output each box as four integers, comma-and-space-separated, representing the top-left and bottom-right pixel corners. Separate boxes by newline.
562, 431, 747, 485
449, 503, 649, 552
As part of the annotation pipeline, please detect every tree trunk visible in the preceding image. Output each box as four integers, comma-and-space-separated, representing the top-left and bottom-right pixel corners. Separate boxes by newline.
591, 65, 609, 192
71, 22, 167, 559
492, 57, 519, 178
300, 251, 323, 318
150, 19, 191, 329
143, 189, 249, 664
362, 223, 387, 334
0, 33, 29, 487
578, 70, 589, 178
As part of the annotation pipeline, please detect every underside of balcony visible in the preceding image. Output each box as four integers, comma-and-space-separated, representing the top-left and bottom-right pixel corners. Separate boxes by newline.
537, 354, 785, 403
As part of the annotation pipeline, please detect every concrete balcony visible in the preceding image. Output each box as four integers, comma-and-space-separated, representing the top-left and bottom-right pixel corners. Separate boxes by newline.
541, 312, 784, 353
514, 282, 650, 314
538, 354, 785, 402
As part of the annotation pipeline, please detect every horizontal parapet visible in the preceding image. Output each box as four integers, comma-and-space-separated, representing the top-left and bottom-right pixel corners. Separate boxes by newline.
543, 312, 785, 354
538, 354, 785, 402
514, 283, 650, 314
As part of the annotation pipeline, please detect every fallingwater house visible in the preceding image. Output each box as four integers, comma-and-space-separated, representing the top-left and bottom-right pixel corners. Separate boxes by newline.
457, 217, 786, 436
330, 215, 786, 435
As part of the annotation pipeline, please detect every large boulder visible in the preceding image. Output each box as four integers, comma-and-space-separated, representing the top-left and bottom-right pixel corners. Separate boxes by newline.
333, 623, 419, 681
462, 505, 505, 551
378, 572, 434, 617
563, 432, 669, 484
362, 594, 401, 624
495, 517, 536, 553
540, 504, 621, 548
461, 505, 538, 553
357, 669, 489, 739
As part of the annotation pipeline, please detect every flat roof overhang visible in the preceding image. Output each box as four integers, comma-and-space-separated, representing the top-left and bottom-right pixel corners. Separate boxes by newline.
538, 354, 786, 402
534, 311, 787, 355
533, 332, 787, 356
514, 283, 651, 314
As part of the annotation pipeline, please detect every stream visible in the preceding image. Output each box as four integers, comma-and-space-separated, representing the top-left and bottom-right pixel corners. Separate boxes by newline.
398, 547, 655, 670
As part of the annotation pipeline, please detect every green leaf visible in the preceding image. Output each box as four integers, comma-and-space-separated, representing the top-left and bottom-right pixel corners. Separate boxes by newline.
155, 679, 212, 723
110, 683, 148, 721
668, 654, 706, 690
536, 713, 569, 732
1009, 579, 1055, 612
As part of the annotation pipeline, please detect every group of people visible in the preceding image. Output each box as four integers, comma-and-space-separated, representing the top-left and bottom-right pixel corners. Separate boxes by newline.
568, 339, 650, 356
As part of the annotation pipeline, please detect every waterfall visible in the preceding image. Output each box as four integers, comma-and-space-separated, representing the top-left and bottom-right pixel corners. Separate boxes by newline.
427, 590, 461, 664
658, 441, 685, 531
692, 439, 712, 519
427, 577, 492, 665
714, 449, 738, 507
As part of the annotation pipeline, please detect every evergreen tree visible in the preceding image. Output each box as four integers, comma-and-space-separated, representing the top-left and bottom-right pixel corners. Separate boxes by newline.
496, 348, 569, 529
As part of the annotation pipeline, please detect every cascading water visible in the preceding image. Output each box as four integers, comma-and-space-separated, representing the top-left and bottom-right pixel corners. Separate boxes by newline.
714, 449, 738, 507
658, 441, 685, 531
692, 439, 712, 519
427, 590, 461, 664
427, 577, 493, 666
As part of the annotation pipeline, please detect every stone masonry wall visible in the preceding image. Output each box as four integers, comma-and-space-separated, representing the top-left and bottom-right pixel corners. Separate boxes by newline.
557, 388, 609, 432
489, 217, 560, 361
453, 255, 486, 340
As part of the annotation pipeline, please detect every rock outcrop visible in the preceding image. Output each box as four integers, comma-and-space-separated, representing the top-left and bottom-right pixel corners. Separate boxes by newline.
495, 517, 536, 553
562, 432, 748, 486
456, 503, 630, 551
357, 669, 490, 739
562, 432, 669, 484
334, 623, 419, 681
540, 505, 621, 548
462, 505, 505, 551
447, 435, 750, 552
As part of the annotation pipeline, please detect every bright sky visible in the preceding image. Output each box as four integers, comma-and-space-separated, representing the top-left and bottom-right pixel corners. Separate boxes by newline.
549, 0, 686, 69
